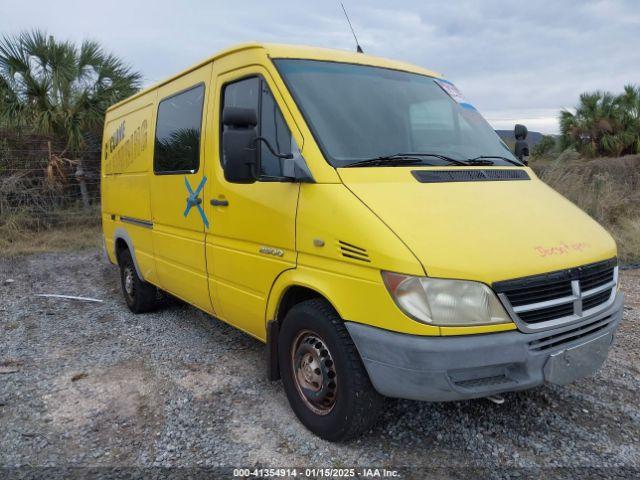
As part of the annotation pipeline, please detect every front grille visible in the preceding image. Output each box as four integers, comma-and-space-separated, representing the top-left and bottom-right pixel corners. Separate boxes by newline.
583, 290, 612, 311
494, 258, 617, 332
528, 315, 613, 351
519, 303, 574, 324
580, 264, 615, 291
505, 280, 573, 307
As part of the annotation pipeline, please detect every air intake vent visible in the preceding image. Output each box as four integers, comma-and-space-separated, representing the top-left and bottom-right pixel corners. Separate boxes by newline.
338, 241, 370, 263
412, 169, 530, 183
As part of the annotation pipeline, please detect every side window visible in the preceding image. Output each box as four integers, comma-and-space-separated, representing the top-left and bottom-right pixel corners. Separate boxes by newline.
220, 77, 259, 169
260, 83, 292, 176
154, 84, 205, 174
221, 76, 292, 177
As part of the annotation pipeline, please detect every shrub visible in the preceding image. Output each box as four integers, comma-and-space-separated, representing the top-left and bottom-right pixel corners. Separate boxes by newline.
532, 135, 558, 158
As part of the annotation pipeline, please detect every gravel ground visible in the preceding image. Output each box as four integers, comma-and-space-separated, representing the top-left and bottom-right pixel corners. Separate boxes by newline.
0, 250, 639, 477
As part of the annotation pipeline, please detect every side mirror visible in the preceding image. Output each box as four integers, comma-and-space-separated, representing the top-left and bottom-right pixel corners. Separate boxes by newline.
514, 123, 530, 165
222, 107, 258, 183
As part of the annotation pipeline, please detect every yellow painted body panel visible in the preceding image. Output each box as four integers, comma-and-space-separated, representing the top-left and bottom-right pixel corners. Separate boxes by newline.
265, 262, 440, 336
203, 56, 301, 341
103, 216, 159, 285
102, 42, 617, 342
149, 64, 214, 314
291, 182, 440, 335
101, 93, 158, 284
338, 167, 617, 284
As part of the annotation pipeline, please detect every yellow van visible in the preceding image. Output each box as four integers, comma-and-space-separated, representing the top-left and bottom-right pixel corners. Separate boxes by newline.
101, 43, 623, 440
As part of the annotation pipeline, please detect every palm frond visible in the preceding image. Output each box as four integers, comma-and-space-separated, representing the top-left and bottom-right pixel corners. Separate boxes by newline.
560, 85, 640, 158
0, 29, 141, 157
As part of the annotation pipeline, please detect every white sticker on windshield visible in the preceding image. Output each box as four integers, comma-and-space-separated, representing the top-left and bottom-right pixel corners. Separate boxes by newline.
434, 79, 476, 111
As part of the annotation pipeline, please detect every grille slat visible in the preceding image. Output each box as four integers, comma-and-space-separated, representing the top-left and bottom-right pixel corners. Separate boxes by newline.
519, 303, 574, 324
529, 315, 613, 351
507, 282, 573, 307
495, 258, 617, 330
581, 268, 615, 291
583, 290, 612, 311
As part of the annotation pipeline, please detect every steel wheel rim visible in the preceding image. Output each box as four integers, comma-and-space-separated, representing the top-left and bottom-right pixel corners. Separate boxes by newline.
124, 266, 135, 298
290, 329, 338, 415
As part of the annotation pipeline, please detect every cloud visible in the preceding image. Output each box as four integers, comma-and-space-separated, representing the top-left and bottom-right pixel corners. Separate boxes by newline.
1, 0, 638, 133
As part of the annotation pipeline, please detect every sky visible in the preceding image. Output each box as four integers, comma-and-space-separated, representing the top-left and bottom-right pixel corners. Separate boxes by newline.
2, 0, 639, 134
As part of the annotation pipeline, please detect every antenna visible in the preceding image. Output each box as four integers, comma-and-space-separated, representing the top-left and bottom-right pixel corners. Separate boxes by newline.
340, 2, 364, 53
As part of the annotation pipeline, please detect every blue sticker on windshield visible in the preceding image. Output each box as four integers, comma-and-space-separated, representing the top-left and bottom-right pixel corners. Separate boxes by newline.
434, 79, 477, 111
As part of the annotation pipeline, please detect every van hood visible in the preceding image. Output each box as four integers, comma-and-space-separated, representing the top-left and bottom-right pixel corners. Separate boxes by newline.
338, 167, 617, 284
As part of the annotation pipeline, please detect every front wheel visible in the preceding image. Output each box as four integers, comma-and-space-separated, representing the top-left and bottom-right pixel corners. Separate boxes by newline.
278, 298, 384, 441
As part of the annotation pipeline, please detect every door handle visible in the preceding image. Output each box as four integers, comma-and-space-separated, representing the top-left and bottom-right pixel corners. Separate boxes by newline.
210, 199, 229, 207
187, 197, 203, 205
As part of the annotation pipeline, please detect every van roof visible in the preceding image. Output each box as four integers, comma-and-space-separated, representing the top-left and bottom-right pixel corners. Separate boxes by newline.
107, 42, 442, 112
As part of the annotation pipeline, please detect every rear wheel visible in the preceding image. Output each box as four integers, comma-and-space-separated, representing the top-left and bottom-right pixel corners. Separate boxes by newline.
278, 298, 384, 441
118, 249, 161, 313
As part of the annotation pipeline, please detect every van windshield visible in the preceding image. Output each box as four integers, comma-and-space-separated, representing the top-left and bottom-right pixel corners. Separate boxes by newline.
274, 59, 519, 168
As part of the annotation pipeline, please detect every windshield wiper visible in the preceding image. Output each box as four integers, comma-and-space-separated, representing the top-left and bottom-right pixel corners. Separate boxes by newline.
464, 158, 496, 166
344, 154, 433, 168
467, 155, 523, 166
344, 153, 467, 168
344, 152, 520, 168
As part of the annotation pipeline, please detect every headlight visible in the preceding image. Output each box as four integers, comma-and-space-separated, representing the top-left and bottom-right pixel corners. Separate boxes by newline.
381, 271, 511, 326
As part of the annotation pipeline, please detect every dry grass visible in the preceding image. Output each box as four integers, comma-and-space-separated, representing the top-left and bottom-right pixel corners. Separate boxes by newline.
0, 220, 101, 258
532, 154, 640, 264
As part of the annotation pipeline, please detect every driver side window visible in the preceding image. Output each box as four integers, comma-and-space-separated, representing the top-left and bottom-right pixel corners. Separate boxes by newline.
221, 76, 292, 177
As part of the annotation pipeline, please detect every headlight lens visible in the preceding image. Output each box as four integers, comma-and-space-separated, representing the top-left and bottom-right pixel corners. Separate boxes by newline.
382, 272, 511, 326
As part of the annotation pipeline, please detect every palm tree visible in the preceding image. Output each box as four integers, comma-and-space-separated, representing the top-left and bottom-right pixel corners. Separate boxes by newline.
0, 30, 141, 205
560, 86, 640, 158
560, 91, 618, 157
617, 84, 640, 155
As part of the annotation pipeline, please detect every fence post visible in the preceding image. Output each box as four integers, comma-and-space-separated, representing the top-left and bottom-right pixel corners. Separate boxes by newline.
75, 159, 90, 209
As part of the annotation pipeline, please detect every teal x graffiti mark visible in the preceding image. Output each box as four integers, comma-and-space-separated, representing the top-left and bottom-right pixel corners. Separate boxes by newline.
183, 176, 209, 228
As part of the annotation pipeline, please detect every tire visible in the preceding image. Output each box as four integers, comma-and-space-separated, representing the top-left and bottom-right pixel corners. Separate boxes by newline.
278, 298, 384, 441
118, 249, 160, 314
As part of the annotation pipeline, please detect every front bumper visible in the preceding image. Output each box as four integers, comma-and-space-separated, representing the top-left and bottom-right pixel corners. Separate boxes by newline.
345, 292, 623, 401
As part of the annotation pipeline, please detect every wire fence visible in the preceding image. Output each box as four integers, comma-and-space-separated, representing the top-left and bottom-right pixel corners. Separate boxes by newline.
1, 141, 102, 232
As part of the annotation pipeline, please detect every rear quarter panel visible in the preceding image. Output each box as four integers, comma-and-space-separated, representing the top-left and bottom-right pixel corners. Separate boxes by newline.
101, 91, 158, 284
